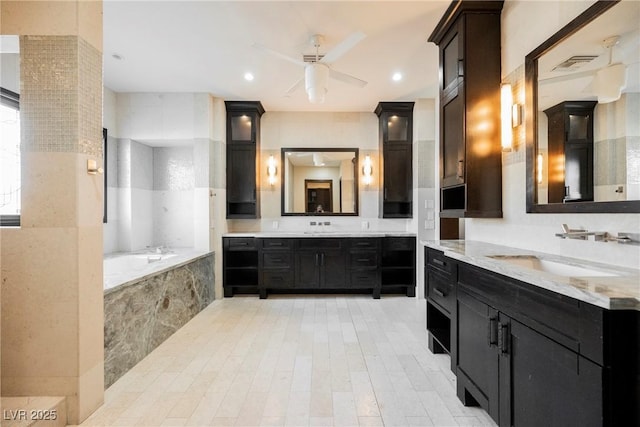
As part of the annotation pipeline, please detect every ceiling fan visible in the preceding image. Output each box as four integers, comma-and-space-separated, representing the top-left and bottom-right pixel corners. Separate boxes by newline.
253, 32, 368, 104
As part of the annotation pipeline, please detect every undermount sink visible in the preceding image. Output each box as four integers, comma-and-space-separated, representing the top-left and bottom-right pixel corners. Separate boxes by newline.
488, 255, 619, 278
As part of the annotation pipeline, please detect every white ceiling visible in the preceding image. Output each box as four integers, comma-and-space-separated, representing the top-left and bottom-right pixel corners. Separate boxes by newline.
103, 0, 450, 112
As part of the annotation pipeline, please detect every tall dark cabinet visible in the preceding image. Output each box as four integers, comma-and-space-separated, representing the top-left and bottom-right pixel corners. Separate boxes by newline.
225, 101, 265, 218
375, 102, 414, 218
543, 101, 596, 203
429, 1, 503, 218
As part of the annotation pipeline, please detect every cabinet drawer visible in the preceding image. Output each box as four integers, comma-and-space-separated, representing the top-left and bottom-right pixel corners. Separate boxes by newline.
350, 271, 379, 288
384, 237, 415, 251
350, 238, 380, 250
225, 237, 256, 250
350, 251, 378, 268
262, 270, 293, 288
427, 270, 455, 314
297, 238, 343, 250
263, 252, 292, 268
260, 238, 292, 250
426, 248, 456, 276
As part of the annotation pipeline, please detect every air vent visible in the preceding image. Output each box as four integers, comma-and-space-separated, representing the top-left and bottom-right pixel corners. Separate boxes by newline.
552, 55, 598, 71
303, 54, 325, 63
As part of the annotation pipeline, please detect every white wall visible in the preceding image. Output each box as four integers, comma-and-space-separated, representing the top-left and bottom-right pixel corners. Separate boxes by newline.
103, 91, 217, 253
0, 53, 20, 93
465, 0, 640, 269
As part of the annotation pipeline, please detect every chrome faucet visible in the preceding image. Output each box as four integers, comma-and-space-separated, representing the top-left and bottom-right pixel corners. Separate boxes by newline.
555, 224, 605, 240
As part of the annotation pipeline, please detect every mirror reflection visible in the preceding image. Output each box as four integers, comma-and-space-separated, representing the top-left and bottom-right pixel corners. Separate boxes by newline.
281, 148, 358, 215
535, 0, 640, 205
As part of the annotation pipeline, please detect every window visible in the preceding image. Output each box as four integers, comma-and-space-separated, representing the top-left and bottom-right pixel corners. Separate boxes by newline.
0, 87, 20, 226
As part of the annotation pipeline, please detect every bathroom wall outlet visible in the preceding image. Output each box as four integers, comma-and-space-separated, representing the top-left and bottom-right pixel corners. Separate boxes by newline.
361, 221, 369, 230
272, 221, 279, 230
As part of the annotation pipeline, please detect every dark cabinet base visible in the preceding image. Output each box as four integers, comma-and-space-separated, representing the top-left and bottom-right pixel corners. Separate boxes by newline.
224, 236, 416, 300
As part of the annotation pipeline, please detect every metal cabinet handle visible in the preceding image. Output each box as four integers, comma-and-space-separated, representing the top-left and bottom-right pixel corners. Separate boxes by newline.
321, 253, 325, 266
488, 316, 498, 347
432, 258, 445, 267
457, 160, 464, 179
315, 253, 319, 266
458, 59, 464, 77
498, 322, 509, 354
433, 288, 446, 298
357, 258, 370, 262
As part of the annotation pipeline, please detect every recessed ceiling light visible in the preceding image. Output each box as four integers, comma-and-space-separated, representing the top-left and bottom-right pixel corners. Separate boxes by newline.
112, 53, 123, 61
392, 72, 402, 82
244, 72, 254, 81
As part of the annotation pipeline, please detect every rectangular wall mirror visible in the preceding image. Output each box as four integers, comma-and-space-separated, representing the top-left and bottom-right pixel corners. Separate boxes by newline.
525, 0, 640, 213
281, 148, 359, 216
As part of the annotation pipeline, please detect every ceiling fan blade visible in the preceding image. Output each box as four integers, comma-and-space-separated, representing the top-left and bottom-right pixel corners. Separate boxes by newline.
320, 31, 366, 64
252, 43, 306, 67
285, 77, 305, 95
329, 68, 367, 88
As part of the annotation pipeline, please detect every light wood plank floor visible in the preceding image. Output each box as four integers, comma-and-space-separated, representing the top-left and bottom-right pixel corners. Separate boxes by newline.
78, 295, 496, 427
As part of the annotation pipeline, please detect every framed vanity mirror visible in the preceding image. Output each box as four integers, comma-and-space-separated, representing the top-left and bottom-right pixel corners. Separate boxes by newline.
525, 0, 640, 213
281, 148, 359, 216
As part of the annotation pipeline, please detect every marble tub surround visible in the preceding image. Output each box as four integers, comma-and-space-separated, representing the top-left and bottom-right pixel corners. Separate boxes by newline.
104, 252, 214, 388
104, 248, 212, 291
423, 240, 640, 310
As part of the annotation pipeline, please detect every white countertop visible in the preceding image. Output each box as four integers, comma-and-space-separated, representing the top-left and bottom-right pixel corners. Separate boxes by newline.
422, 240, 640, 311
224, 231, 416, 238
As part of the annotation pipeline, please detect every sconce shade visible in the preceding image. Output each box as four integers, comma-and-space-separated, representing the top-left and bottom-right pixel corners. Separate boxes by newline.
501, 84, 513, 152
267, 155, 277, 185
593, 62, 627, 104
362, 155, 373, 185
305, 63, 329, 104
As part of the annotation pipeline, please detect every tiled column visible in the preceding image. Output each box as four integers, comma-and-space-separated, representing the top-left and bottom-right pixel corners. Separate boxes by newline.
0, 2, 104, 423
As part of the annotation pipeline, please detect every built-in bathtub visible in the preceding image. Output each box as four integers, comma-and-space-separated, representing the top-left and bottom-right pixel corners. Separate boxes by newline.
103, 248, 214, 388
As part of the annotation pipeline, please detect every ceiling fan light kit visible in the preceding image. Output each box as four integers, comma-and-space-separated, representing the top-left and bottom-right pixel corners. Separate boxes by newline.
305, 63, 329, 104
255, 32, 368, 104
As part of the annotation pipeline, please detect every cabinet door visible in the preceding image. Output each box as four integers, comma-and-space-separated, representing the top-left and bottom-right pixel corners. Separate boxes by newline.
227, 144, 256, 203
456, 290, 500, 422
321, 250, 346, 288
441, 87, 465, 187
295, 252, 320, 287
501, 318, 603, 427
441, 23, 463, 94
564, 142, 593, 201
500, 315, 603, 427
383, 144, 412, 202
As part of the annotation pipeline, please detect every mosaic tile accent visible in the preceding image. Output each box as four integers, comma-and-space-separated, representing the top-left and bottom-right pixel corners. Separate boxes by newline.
20, 36, 102, 156
153, 146, 195, 191
416, 139, 435, 188
594, 137, 627, 186
194, 138, 211, 188
211, 139, 226, 189
502, 65, 526, 166
104, 253, 214, 388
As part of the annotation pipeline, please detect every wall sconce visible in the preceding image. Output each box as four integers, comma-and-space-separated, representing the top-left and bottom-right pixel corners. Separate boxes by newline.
501, 84, 514, 152
267, 155, 277, 186
362, 155, 373, 186
537, 152, 544, 184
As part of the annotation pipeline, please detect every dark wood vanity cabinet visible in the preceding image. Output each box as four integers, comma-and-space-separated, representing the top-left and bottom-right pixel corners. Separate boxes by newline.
543, 101, 597, 203
429, 1, 503, 218
225, 101, 264, 218
425, 250, 639, 427
224, 236, 416, 299
223, 237, 259, 297
295, 239, 347, 290
375, 102, 414, 218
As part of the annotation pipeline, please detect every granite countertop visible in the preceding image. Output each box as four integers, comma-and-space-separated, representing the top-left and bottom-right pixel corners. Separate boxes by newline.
422, 240, 640, 311
223, 231, 416, 238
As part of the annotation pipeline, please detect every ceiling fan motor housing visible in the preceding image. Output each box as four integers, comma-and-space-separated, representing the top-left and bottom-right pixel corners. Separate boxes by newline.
305, 63, 329, 104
